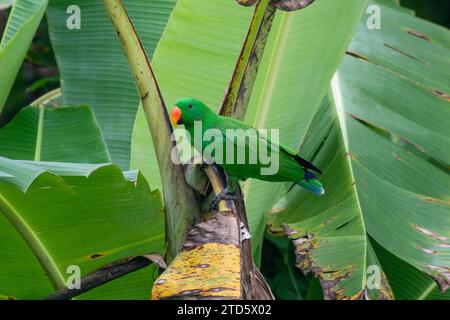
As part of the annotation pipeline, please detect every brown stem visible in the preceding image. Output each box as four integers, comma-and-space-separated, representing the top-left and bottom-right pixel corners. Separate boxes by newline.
152, 164, 274, 300
219, 0, 276, 120
43, 255, 165, 300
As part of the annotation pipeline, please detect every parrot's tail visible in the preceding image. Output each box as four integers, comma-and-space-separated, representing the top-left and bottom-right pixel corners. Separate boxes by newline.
297, 171, 325, 196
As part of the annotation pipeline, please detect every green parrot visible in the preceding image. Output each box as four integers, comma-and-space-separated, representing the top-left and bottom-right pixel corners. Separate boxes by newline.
171, 97, 324, 197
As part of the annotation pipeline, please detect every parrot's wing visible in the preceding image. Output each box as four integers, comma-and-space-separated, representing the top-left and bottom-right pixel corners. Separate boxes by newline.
276, 144, 322, 175
216, 116, 322, 175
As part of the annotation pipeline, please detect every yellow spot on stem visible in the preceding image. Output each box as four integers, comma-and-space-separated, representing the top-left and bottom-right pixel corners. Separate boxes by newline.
151, 243, 240, 300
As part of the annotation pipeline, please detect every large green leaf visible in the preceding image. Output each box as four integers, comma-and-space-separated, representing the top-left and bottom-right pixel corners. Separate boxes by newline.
270, 0, 449, 298
240, 0, 368, 257
0, 0, 48, 119
130, 0, 368, 254
336, 0, 449, 291
46, 0, 177, 169
270, 93, 393, 299
373, 239, 450, 300
0, 105, 110, 163
0, 158, 164, 299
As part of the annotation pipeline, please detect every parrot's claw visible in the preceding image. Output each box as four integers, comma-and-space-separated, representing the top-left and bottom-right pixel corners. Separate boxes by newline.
198, 161, 208, 171
209, 187, 237, 211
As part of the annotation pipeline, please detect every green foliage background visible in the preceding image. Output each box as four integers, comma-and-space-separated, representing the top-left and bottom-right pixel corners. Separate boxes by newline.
0, 0, 448, 300
0, 1, 447, 124
401, 0, 449, 28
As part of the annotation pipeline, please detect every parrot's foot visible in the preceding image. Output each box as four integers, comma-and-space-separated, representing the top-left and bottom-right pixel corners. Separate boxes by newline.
198, 161, 208, 172
209, 187, 237, 211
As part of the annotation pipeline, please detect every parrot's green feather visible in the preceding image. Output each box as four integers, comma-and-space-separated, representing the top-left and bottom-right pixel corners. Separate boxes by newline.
217, 117, 322, 174
174, 98, 324, 196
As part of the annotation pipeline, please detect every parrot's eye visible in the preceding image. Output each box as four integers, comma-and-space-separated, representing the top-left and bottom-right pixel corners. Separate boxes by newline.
188, 104, 193, 109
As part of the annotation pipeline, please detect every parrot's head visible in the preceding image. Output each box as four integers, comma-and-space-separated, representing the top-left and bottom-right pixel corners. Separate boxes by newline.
171, 98, 214, 128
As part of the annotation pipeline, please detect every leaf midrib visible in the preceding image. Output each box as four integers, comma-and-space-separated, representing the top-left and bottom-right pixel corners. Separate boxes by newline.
418, 281, 437, 300
34, 105, 44, 161
331, 72, 368, 290
0, 192, 66, 290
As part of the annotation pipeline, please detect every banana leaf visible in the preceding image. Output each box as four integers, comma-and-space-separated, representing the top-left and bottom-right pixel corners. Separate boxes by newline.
46, 0, 177, 169
0, 0, 48, 120
0, 93, 163, 299
270, 0, 449, 298
0, 105, 110, 163
0, 158, 164, 299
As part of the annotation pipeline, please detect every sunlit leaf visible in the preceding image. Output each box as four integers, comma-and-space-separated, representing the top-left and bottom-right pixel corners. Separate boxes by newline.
0, 105, 110, 163
0, 0, 48, 120
0, 158, 164, 299
270, 0, 449, 298
46, 0, 177, 169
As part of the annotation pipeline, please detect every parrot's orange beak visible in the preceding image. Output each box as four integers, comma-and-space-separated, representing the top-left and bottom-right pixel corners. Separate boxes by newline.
171, 106, 182, 128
